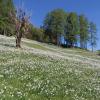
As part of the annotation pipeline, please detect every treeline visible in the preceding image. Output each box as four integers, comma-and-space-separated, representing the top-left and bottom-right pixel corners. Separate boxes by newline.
0, 1, 97, 51
43, 9, 97, 51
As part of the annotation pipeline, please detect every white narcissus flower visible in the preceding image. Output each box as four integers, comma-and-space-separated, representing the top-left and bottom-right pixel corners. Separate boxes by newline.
0, 35, 100, 99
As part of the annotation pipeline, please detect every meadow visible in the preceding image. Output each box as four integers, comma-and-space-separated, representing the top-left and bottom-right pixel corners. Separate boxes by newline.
0, 35, 100, 100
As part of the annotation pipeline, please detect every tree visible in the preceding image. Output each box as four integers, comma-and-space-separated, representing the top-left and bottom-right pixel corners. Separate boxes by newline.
10, 7, 30, 48
89, 22, 97, 52
43, 9, 67, 45
79, 15, 89, 49
0, 17, 7, 35
65, 12, 79, 47
0, 0, 15, 36
30, 26, 44, 42
15, 9, 30, 48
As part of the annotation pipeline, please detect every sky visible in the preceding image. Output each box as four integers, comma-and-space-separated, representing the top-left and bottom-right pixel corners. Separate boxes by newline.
13, 0, 100, 50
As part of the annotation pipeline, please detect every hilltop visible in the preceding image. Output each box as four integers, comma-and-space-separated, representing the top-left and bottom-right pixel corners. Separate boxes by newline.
0, 35, 100, 100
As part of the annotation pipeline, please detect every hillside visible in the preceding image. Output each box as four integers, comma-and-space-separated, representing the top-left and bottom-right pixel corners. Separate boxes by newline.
0, 35, 100, 100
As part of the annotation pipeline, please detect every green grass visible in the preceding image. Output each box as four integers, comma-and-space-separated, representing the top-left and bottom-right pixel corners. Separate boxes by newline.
23, 41, 50, 51
0, 51, 100, 100
0, 35, 100, 100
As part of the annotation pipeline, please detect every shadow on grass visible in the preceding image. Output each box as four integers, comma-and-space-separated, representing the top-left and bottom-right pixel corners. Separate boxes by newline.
23, 41, 50, 51
0, 43, 15, 48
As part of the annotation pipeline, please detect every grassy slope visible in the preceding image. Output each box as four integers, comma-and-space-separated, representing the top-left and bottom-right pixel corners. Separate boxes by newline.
0, 35, 100, 100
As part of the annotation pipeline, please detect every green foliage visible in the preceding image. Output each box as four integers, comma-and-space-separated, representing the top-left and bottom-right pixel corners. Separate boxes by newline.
0, 0, 15, 16
43, 9, 67, 45
30, 26, 44, 42
0, 0, 15, 36
65, 12, 79, 47
0, 17, 15, 36
89, 22, 97, 52
43, 9, 96, 49
79, 15, 89, 49
43, 10, 97, 49
43, 10, 95, 48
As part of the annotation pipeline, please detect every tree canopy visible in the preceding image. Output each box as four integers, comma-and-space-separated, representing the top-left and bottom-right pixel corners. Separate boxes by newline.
0, 0, 15, 36
43, 9, 97, 50
43, 9, 67, 45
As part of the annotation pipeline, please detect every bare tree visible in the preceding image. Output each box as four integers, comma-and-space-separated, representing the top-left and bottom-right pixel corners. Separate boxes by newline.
10, 8, 30, 48
15, 8, 30, 48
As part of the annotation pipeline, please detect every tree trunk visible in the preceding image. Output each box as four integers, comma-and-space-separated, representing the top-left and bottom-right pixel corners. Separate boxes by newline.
84, 41, 87, 50
57, 33, 60, 46
16, 31, 22, 48
70, 42, 74, 48
16, 37, 21, 48
80, 39, 83, 49
92, 45, 93, 52
3, 29, 6, 36
91, 32, 93, 52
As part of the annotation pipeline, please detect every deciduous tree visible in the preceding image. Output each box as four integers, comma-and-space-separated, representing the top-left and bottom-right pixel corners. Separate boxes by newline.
65, 12, 79, 47
43, 9, 67, 45
89, 22, 97, 52
79, 15, 89, 49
